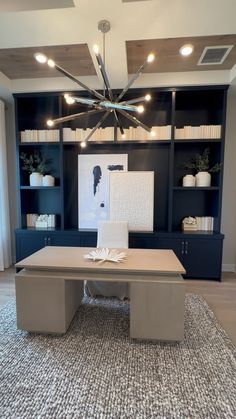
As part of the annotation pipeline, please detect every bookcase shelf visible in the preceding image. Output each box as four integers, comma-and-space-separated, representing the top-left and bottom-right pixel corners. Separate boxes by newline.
19, 142, 60, 146
14, 85, 228, 280
20, 186, 61, 190
173, 186, 220, 191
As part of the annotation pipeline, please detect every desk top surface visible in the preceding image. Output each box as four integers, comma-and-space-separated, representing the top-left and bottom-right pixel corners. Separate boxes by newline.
16, 246, 186, 275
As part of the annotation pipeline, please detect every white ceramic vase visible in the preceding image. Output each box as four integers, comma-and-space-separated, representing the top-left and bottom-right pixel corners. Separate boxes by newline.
42, 175, 55, 187
30, 172, 43, 186
183, 174, 195, 187
195, 171, 211, 187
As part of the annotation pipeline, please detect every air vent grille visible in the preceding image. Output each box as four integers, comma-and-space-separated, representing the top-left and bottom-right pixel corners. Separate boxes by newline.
198, 45, 233, 65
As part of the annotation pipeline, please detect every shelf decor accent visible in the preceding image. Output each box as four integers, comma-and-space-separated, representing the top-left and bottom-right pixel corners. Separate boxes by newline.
195, 171, 211, 187
42, 175, 55, 187
182, 217, 198, 231
20, 151, 52, 186
84, 248, 127, 263
182, 174, 195, 187
183, 147, 222, 187
34, 20, 155, 146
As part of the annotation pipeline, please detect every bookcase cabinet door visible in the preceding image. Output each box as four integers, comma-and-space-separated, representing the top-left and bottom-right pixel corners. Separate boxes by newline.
156, 236, 223, 280
182, 238, 222, 279
15, 230, 97, 262
15, 231, 49, 261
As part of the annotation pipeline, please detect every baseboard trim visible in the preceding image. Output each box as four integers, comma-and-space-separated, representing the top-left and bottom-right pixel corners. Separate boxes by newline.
222, 264, 236, 273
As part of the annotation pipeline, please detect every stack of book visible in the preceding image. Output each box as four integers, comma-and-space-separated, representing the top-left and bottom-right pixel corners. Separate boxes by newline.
182, 216, 214, 232
117, 125, 171, 141
63, 127, 114, 142
175, 125, 221, 139
26, 214, 56, 228
20, 130, 60, 142
195, 216, 214, 231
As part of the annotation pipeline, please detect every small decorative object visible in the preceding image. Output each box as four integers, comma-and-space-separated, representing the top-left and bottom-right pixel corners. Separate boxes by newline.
35, 214, 49, 228
84, 248, 127, 263
35, 214, 56, 228
20, 152, 52, 186
182, 174, 195, 187
182, 216, 198, 231
30, 172, 43, 186
43, 175, 55, 186
195, 171, 211, 187
183, 148, 222, 187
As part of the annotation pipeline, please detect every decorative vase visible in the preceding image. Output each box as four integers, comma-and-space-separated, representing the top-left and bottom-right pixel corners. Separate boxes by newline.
195, 171, 211, 187
42, 175, 55, 187
30, 172, 43, 186
183, 174, 195, 187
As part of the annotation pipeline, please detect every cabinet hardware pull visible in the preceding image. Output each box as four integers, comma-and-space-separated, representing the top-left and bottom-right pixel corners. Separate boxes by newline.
48, 237, 51, 246
181, 241, 184, 254
44, 237, 47, 246
185, 241, 188, 255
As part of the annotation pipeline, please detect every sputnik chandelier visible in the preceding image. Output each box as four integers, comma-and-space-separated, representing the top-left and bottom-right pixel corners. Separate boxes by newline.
34, 20, 155, 147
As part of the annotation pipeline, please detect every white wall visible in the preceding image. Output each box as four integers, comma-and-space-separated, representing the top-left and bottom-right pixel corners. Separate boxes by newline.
222, 77, 236, 272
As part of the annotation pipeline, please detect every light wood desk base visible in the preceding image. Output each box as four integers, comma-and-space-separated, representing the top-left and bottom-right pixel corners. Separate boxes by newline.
15, 247, 185, 341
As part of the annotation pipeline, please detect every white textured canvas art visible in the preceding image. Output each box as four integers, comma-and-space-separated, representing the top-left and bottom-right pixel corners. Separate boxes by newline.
109, 171, 154, 232
78, 154, 128, 229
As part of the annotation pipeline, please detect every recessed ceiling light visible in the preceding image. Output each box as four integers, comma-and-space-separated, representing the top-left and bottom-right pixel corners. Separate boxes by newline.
179, 44, 194, 56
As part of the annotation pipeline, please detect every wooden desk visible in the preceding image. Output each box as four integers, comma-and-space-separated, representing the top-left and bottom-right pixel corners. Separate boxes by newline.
15, 247, 186, 341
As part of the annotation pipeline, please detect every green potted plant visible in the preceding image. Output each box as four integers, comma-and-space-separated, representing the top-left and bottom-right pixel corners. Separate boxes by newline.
183, 148, 222, 187
20, 152, 52, 186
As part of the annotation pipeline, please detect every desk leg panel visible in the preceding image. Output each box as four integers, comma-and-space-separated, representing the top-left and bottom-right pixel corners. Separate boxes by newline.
15, 274, 83, 334
130, 280, 185, 341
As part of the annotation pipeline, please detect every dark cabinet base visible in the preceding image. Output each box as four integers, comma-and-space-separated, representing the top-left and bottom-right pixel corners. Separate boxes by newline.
15, 229, 224, 281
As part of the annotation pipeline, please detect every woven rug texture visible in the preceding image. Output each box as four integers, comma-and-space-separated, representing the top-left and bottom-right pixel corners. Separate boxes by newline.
0, 294, 236, 419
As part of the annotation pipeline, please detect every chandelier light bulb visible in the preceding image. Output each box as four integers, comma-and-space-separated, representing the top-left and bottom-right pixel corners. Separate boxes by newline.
65, 96, 75, 105
34, 53, 47, 64
150, 130, 156, 137
121, 134, 126, 138
47, 119, 54, 127
81, 141, 87, 148
93, 44, 99, 55
137, 105, 144, 113
47, 59, 55, 68
147, 53, 155, 63
179, 44, 194, 56
145, 94, 151, 101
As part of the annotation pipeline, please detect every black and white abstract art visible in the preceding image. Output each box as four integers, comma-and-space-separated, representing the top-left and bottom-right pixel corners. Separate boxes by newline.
78, 154, 128, 229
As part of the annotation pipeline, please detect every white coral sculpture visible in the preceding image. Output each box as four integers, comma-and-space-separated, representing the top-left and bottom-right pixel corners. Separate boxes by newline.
84, 248, 127, 263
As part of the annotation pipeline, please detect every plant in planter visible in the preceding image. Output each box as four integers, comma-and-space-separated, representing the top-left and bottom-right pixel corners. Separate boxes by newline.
183, 148, 222, 187
20, 152, 52, 186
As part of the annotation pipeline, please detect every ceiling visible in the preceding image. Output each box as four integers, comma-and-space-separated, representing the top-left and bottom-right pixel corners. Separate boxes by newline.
0, 0, 236, 94
0, 0, 75, 12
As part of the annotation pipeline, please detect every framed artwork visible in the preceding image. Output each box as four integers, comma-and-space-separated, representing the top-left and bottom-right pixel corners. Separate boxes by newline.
78, 154, 128, 229
109, 171, 154, 231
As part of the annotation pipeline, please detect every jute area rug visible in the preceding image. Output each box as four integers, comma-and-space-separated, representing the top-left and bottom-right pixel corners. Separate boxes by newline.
0, 294, 235, 419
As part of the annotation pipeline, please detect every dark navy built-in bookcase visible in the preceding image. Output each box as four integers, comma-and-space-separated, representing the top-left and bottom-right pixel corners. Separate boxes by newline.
14, 86, 228, 280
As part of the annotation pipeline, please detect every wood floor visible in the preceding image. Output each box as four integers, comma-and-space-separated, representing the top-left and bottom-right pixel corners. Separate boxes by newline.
1, 267, 236, 344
